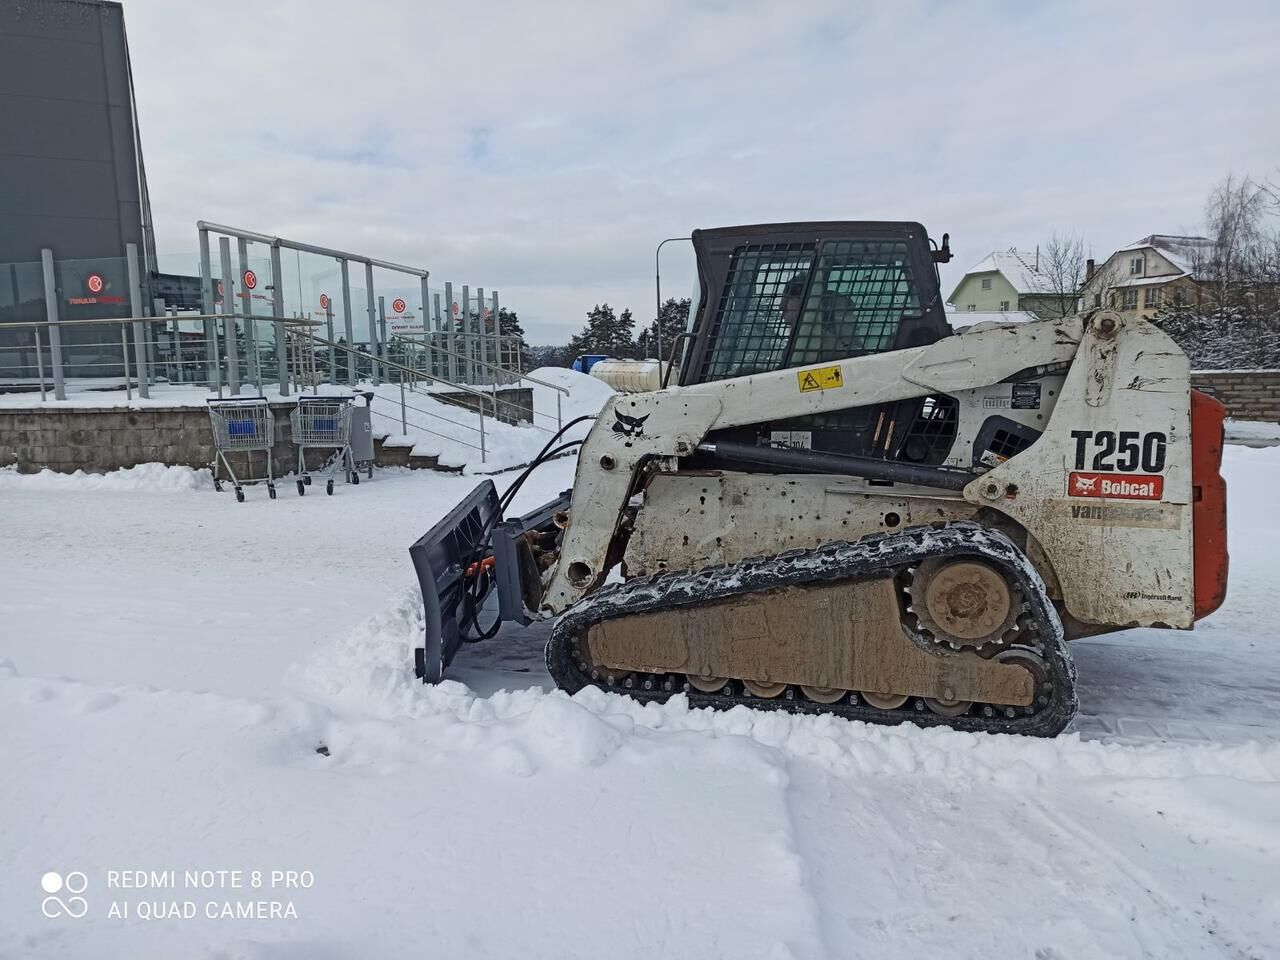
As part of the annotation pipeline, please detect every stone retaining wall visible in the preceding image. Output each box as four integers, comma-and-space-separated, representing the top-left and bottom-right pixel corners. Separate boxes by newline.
0, 402, 300, 476
0, 385, 534, 474
1191, 370, 1280, 422
432, 387, 533, 425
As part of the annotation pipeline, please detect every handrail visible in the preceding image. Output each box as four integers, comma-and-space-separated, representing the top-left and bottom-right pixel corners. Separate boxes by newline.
300, 331, 517, 409
4, 312, 316, 329
196, 221, 429, 277
367, 404, 483, 453
392, 332, 569, 396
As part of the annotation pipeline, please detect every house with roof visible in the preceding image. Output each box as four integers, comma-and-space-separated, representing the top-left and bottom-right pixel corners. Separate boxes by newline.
947, 249, 1078, 318
1079, 235, 1216, 320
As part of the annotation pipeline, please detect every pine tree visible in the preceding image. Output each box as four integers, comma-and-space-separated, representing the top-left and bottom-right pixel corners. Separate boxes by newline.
493, 307, 530, 369
637, 297, 690, 360
567, 302, 638, 358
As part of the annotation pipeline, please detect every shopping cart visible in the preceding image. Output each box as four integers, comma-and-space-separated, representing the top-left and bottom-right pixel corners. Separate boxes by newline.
291, 396, 356, 496
207, 398, 277, 502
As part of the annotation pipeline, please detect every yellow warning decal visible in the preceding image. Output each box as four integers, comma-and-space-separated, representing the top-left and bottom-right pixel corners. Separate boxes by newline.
797, 364, 844, 393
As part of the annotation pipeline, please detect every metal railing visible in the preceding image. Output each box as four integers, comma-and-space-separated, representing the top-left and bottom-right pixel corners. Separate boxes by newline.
1, 311, 567, 466
0, 312, 296, 401
391, 333, 569, 433
289, 330, 562, 464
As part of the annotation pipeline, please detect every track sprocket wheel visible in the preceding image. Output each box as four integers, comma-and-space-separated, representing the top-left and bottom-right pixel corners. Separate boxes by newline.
907, 557, 1020, 650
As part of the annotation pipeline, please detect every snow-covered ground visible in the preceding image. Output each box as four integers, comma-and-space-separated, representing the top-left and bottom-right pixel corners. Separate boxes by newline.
2, 442, 1279, 957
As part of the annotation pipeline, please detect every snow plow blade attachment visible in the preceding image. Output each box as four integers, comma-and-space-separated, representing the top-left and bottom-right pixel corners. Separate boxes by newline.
410, 480, 501, 683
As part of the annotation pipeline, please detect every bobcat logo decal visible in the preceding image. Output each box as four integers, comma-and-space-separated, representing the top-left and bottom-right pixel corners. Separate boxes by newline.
612, 411, 650, 448
1072, 474, 1098, 495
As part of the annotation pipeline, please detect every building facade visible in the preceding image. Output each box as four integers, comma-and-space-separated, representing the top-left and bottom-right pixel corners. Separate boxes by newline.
947, 249, 1077, 318
0, 0, 154, 381
1079, 235, 1214, 321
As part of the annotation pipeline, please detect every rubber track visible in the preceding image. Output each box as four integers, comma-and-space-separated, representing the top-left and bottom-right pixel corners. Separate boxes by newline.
546, 522, 1079, 737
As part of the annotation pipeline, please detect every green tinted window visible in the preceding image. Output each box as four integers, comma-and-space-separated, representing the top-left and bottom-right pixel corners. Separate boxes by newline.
700, 242, 815, 381
789, 239, 920, 367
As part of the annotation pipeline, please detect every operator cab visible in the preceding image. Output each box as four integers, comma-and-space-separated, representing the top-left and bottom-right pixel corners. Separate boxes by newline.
679, 221, 957, 463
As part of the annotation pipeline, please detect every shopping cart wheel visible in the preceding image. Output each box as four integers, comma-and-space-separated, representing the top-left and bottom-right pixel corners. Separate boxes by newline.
235, 487, 245, 503
303, 475, 312, 486
268, 484, 277, 500
326, 479, 335, 496
213, 479, 223, 493
351, 471, 360, 485
296, 479, 306, 497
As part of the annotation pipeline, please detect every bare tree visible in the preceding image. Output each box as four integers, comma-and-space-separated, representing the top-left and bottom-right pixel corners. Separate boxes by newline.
1203, 173, 1270, 304
1152, 173, 1280, 368
1037, 232, 1087, 318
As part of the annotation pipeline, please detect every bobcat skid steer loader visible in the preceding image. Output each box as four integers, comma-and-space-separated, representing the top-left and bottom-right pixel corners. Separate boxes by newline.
409, 222, 1229, 737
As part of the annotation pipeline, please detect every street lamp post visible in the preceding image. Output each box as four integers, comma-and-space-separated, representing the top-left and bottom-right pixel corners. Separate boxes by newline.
654, 235, 688, 369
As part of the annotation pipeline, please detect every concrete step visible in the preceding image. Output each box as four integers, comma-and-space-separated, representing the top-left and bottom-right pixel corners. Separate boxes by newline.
372, 436, 459, 473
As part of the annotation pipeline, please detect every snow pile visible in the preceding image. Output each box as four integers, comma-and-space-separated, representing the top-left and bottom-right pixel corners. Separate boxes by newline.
0, 461, 213, 491
1225, 417, 1280, 445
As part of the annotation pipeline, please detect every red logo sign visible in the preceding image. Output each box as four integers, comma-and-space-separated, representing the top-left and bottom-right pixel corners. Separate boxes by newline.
319, 294, 330, 310
452, 301, 460, 316
1068, 472, 1164, 500
86, 273, 105, 294
243, 269, 257, 290
392, 297, 407, 314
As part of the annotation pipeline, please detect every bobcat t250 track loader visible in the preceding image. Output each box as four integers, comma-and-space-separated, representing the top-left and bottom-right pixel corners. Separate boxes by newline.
409, 222, 1229, 736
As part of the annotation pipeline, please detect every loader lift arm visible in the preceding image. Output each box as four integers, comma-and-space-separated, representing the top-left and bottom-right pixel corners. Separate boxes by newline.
541, 315, 1085, 613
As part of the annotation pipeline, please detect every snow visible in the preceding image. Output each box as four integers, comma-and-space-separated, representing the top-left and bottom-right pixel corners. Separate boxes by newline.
958, 249, 1052, 295
1225, 418, 1280, 445
952, 316, 1039, 335
3, 438, 1280, 956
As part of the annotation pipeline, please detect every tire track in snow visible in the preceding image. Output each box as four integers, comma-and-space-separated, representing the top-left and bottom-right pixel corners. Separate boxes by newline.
1021, 800, 1261, 959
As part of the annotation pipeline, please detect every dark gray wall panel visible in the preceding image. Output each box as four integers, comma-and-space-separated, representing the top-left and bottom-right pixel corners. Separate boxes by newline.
0, 0, 146, 266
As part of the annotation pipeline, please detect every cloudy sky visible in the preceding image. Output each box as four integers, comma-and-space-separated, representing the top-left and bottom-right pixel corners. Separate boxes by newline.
126, 0, 1280, 343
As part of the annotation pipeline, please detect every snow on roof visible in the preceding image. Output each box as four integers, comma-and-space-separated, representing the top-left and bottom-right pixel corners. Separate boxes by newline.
958, 249, 1053, 295
1114, 234, 1216, 277
1110, 275, 1186, 288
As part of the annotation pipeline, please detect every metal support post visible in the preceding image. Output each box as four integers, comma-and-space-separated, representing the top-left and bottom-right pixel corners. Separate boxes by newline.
477, 286, 486, 380
126, 244, 149, 397
237, 238, 261, 393
432, 293, 443, 381
445, 282, 458, 384
465, 285, 476, 386
34, 325, 47, 401
365, 261, 378, 386
419, 274, 430, 382
325, 303, 336, 380
341, 260, 355, 384
40, 249, 66, 400
198, 228, 218, 388
121, 323, 132, 400
218, 237, 240, 394
270, 243, 289, 396
377, 295, 387, 385
488, 289, 499, 371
